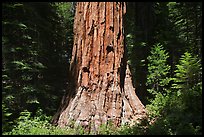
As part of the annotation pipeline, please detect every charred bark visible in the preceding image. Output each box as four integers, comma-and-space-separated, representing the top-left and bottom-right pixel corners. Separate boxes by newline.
52, 2, 146, 131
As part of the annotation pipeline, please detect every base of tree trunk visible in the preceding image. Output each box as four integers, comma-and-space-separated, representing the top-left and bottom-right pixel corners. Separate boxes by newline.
52, 64, 146, 132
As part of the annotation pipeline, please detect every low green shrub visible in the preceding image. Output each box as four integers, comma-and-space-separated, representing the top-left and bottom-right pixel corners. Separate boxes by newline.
3, 109, 78, 135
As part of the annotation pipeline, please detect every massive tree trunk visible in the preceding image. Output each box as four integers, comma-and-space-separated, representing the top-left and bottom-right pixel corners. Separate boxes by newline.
52, 2, 146, 131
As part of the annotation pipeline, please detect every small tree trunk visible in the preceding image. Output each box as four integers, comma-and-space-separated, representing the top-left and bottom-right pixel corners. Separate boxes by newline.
52, 2, 146, 131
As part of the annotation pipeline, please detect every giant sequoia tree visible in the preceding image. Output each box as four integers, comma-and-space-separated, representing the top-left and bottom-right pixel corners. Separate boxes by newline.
52, 2, 146, 131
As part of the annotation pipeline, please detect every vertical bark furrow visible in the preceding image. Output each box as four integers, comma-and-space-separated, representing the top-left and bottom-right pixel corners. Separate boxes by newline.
123, 65, 146, 124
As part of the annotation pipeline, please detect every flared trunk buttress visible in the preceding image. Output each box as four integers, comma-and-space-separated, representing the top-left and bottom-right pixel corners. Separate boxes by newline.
52, 2, 146, 131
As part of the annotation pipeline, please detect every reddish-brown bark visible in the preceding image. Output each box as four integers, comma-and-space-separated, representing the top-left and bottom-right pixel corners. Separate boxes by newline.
52, 2, 146, 131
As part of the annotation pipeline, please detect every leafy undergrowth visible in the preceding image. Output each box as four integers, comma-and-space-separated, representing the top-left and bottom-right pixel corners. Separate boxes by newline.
3, 109, 144, 135
3, 108, 202, 135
